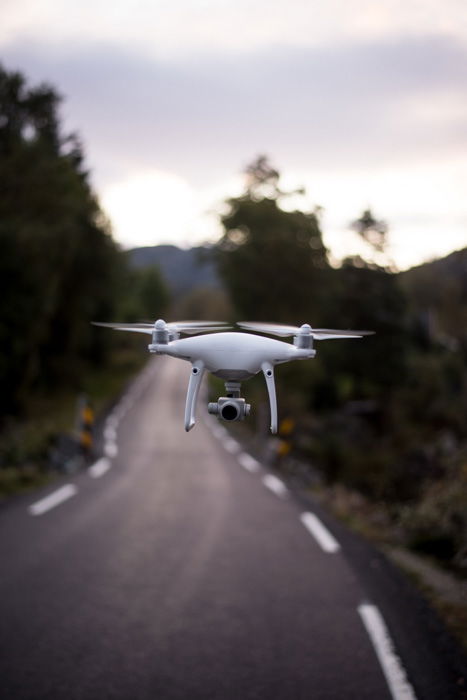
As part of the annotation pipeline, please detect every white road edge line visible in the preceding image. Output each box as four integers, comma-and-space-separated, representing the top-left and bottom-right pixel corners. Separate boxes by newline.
238, 453, 260, 473
104, 442, 118, 458
211, 423, 227, 436
89, 457, 112, 479
104, 426, 117, 442
29, 484, 78, 516
300, 512, 341, 553
262, 474, 288, 498
105, 416, 119, 430
358, 604, 417, 700
224, 438, 241, 454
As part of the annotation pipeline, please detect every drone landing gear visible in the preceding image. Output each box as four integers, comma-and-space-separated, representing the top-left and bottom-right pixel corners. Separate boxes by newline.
261, 362, 278, 434
184, 360, 205, 432
185, 364, 278, 434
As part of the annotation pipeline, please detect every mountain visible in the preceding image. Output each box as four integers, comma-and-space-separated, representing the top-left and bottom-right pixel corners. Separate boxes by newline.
399, 247, 467, 346
127, 244, 221, 297
400, 247, 467, 292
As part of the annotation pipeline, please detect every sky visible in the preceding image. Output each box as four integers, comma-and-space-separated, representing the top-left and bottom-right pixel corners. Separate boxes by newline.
1, 0, 467, 269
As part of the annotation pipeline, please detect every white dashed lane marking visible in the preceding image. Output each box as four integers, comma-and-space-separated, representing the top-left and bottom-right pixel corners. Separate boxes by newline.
224, 438, 241, 454
237, 453, 260, 473
29, 484, 78, 516
89, 457, 112, 479
300, 512, 341, 553
213, 428, 227, 440
262, 474, 288, 499
104, 442, 118, 458
106, 415, 119, 429
358, 604, 417, 700
104, 426, 117, 442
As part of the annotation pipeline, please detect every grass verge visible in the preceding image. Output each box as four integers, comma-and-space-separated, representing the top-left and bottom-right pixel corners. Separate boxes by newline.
0, 346, 146, 501
311, 482, 467, 653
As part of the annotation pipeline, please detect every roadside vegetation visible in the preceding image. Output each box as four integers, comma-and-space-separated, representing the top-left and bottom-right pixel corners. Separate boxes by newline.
0, 64, 169, 497
214, 156, 467, 586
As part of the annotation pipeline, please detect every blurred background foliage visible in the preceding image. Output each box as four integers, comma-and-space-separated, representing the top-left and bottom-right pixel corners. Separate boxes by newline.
1, 65, 467, 576
215, 155, 467, 576
0, 64, 170, 491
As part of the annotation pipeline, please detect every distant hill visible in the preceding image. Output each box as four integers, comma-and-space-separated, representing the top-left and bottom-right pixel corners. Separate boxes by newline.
399, 247, 467, 346
127, 243, 467, 335
128, 244, 221, 297
400, 247, 467, 304
401, 247, 467, 283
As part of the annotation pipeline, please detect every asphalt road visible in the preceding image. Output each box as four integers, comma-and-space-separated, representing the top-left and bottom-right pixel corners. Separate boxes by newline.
1, 356, 466, 699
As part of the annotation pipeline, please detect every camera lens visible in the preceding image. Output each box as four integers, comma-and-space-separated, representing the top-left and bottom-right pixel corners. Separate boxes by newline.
220, 402, 240, 421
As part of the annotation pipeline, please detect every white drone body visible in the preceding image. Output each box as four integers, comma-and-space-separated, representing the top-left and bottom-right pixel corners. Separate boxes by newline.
93, 319, 373, 433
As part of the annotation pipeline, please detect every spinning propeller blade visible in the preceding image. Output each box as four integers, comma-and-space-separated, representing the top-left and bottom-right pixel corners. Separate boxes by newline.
92, 322, 153, 334
170, 321, 232, 334
92, 320, 231, 335
237, 322, 300, 337
237, 321, 374, 340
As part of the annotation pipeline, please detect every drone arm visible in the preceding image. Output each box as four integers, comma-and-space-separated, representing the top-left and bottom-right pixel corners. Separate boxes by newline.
184, 360, 205, 432
261, 362, 278, 434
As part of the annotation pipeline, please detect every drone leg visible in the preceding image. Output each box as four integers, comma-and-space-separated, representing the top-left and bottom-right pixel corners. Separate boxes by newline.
261, 362, 278, 434
184, 360, 205, 432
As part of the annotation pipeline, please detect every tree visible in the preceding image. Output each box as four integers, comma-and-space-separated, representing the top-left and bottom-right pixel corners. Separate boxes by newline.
244, 154, 280, 200
351, 208, 388, 253
323, 262, 409, 392
350, 208, 395, 270
216, 156, 328, 323
117, 265, 170, 322
0, 64, 122, 414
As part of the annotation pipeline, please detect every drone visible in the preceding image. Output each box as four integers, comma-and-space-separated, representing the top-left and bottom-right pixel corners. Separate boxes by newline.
93, 320, 374, 433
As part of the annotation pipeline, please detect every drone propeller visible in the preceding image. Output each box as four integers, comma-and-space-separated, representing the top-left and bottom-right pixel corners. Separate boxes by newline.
237, 321, 374, 340
92, 320, 231, 335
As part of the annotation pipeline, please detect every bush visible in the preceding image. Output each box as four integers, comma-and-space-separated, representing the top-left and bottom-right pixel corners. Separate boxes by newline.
398, 465, 467, 569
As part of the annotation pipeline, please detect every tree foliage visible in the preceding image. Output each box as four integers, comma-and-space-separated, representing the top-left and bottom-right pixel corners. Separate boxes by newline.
351, 208, 388, 253
118, 264, 170, 322
0, 65, 168, 417
215, 158, 467, 548
216, 161, 467, 568
216, 156, 328, 323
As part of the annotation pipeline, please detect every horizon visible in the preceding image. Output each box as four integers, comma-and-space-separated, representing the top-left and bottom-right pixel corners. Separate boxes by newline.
124, 237, 466, 273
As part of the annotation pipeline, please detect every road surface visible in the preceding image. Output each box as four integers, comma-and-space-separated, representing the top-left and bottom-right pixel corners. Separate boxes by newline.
1, 357, 466, 699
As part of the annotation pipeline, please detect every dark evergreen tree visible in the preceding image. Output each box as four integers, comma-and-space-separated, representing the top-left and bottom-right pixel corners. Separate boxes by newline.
0, 64, 122, 414
216, 156, 328, 324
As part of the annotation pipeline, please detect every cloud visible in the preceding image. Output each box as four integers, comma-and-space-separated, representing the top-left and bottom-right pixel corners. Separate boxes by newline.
2, 31, 466, 265
3, 0, 467, 57
2, 32, 466, 190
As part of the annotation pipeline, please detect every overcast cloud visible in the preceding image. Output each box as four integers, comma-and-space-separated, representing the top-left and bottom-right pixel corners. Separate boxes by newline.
3, 35, 466, 181
1, 1, 467, 267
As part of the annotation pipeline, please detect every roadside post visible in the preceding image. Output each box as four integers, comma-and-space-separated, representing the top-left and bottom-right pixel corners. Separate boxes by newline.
76, 394, 95, 461
277, 416, 295, 458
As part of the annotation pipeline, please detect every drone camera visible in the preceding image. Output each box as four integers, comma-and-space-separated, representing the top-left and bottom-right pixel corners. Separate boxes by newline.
208, 397, 251, 422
